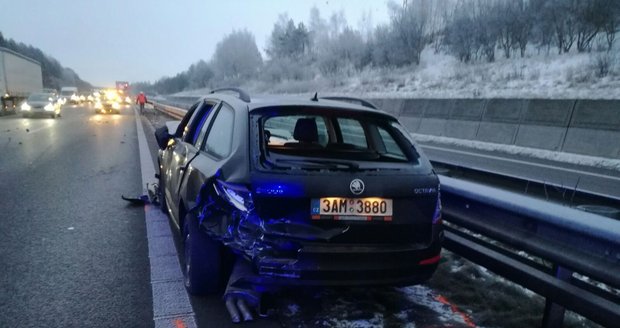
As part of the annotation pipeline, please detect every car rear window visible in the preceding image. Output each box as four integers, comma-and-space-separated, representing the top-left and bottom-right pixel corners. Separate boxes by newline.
258, 108, 418, 168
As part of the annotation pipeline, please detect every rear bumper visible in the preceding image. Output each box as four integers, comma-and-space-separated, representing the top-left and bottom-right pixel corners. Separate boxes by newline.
237, 238, 443, 287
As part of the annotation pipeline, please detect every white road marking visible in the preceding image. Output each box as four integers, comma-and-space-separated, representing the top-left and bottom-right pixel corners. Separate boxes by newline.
133, 107, 198, 328
421, 144, 620, 182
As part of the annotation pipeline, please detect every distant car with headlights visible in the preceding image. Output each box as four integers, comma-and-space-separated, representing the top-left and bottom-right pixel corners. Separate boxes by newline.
20, 93, 61, 118
94, 90, 121, 114
155, 88, 443, 295
59, 86, 79, 104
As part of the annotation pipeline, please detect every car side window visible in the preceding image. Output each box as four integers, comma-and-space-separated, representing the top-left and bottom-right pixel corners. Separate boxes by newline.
203, 103, 234, 158
193, 102, 219, 148
182, 101, 213, 143
175, 102, 200, 137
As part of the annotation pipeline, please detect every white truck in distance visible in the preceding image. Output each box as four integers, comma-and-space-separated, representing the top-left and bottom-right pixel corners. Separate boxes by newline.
0, 47, 43, 115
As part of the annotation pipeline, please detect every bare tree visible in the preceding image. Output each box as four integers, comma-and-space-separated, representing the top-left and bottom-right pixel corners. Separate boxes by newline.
213, 30, 263, 80
388, 0, 430, 65
574, 0, 607, 52
550, 0, 578, 54
530, 0, 554, 54
318, 28, 368, 75
308, 7, 329, 57
444, 2, 476, 63
267, 17, 311, 60
472, 0, 498, 62
600, 0, 620, 51
328, 11, 347, 39
512, 0, 532, 58
187, 60, 214, 89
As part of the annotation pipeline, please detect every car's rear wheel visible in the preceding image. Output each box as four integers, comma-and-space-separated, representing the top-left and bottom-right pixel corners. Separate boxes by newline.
182, 212, 222, 295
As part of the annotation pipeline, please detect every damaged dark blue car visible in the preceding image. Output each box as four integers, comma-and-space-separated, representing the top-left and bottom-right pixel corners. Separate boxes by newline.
155, 88, 443, 297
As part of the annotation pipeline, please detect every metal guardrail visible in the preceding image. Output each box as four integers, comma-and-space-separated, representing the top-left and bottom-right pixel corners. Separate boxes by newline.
150, 100, 189, 119
150, 97, 620, 327
440, 175, 620, 328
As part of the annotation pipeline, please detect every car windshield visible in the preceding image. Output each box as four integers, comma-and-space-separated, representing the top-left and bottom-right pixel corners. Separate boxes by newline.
27, 93, 51, 102
257, 109, 418, 168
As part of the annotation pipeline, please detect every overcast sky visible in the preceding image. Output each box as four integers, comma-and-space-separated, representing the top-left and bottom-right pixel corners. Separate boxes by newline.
1, 0, 389, 87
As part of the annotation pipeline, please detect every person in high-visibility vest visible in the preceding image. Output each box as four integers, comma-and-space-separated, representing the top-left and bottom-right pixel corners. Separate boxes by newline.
136, 92, 147, 114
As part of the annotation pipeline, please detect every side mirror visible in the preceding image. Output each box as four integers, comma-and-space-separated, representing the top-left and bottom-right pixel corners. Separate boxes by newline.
154, 125, 172, 150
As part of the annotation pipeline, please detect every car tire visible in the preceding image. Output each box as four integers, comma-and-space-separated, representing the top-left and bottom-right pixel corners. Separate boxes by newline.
182, 212, 222, 295
51, 113, 56, 119
22, 113, 29, 118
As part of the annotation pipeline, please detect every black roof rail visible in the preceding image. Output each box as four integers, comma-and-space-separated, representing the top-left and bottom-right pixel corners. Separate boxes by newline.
320, 96, 378, 110
209, 87, 251, 103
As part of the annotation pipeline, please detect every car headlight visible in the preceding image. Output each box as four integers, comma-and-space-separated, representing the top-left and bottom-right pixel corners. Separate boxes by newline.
44, 103, 55, 111
112, 102, 120, 109
95, 101, 102, 109
21, 103, 31, 111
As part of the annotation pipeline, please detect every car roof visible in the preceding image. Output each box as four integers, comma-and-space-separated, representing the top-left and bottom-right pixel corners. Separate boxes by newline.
201, 93, 397, 120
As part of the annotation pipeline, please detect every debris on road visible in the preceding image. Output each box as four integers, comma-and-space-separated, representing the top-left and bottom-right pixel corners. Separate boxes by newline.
121, 183, 160, 206
121, 194, 149, 205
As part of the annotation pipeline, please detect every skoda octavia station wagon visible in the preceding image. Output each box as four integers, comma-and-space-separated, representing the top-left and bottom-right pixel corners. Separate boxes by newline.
155, 88, 443, 295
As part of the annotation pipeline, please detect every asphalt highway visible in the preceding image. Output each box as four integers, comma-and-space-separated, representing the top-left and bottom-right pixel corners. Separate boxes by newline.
0, 105, 152, 327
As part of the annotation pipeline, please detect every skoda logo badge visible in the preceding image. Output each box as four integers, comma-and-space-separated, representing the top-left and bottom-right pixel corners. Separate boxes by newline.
350, 179, 365, 195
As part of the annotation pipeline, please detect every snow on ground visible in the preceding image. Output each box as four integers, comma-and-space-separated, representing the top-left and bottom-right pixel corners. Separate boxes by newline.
275, 285, 479, 328
176, 46, 620, 100
336, 48, 620, 99
412, 133, 620, 171
398, 285, 478, 327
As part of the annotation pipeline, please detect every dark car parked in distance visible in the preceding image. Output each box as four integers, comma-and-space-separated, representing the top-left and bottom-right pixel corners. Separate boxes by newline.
155, 88, 443, 295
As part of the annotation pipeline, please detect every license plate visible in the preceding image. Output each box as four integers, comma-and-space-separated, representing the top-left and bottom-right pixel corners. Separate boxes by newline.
311, 197, 393, 218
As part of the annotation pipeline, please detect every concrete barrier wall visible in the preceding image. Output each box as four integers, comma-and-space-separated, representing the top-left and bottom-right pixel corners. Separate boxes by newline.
159, 95, 619, 158
514, 99, 575, 151
376, 98, 620, 159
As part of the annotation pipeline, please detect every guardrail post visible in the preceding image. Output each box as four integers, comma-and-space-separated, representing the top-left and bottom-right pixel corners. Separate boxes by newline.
542, 265, 573, 328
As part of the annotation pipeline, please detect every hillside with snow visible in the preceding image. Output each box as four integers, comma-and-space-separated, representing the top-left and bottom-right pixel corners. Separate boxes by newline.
177, 46, 620, 100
